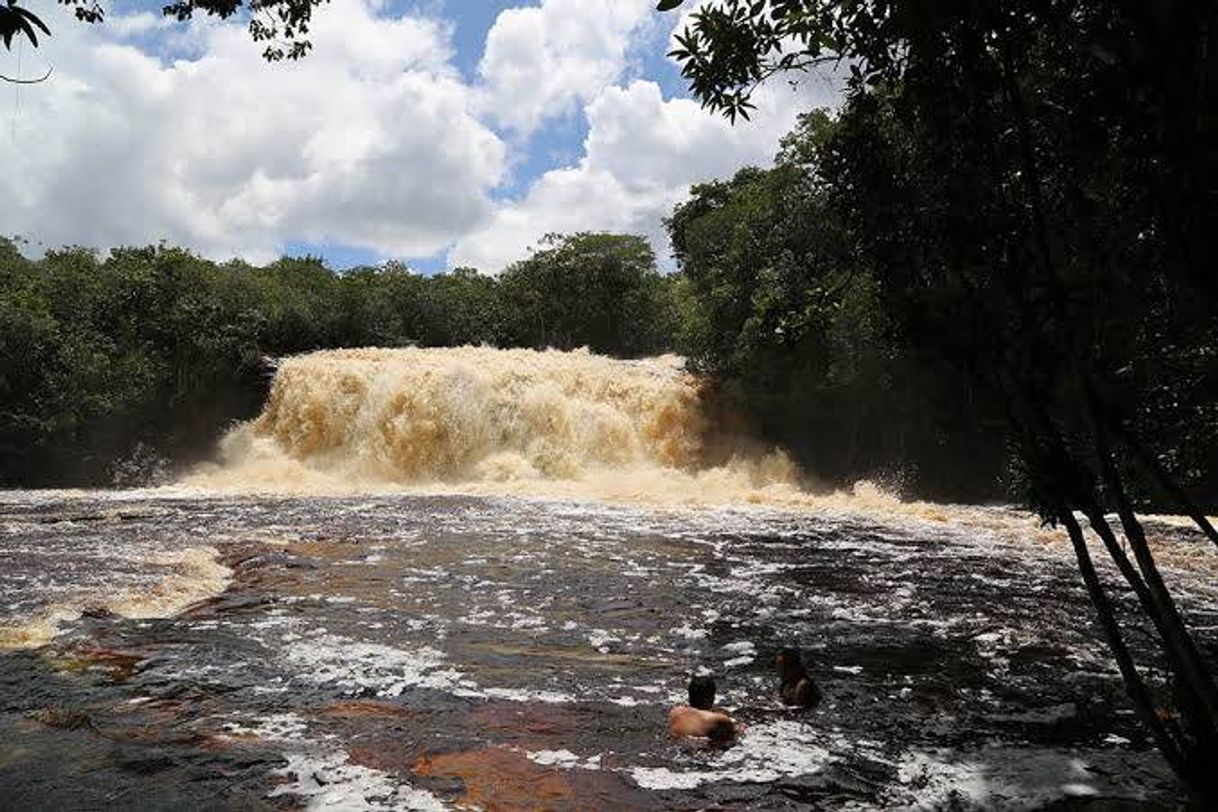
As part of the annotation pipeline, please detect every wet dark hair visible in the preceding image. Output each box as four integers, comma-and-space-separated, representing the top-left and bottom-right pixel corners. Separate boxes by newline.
776, 647, 807, 683
688, 675, 716, 709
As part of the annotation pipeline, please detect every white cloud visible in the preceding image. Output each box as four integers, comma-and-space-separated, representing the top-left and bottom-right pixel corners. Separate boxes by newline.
476, 0, 654, 135
1, 0, 505, 262
1, 0, 842, 270
450, 74, 841, 272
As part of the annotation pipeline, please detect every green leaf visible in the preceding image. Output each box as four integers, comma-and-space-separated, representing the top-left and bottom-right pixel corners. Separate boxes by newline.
656, 0, 683, 11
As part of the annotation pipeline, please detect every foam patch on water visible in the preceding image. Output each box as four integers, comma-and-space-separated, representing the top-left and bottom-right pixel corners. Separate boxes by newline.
889, 746, 1174, 810
107, 546, 231, 619
283, 634, 466, 697
629, 720, 832, 790
219, 712, 310, 741
524, 749, 603, 770
218, 711, 440, 811
212, 710, 447, 810
0, 604, 82, 649
269, 750, 446, 811
473, 686, 576, 704
722, 640, 758, 668
270, 627, 579, 705
0, 545, 230, 650
587, 629, 618, 652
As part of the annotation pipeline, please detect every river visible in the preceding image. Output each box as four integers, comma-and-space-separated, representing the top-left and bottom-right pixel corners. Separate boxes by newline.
2, 348, 1215, 809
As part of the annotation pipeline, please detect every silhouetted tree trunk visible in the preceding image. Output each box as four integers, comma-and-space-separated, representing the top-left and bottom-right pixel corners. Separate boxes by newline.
1057, 509, 1188, 779
998, 41, 1218, 798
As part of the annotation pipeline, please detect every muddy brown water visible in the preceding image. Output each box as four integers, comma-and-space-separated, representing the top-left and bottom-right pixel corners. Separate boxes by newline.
1, 489, 1215, 810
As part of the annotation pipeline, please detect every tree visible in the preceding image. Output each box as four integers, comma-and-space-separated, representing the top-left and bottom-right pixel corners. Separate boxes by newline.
419, 267, 504, 348
667, 111, 1008, 498
661, 0, 1218, 800
1, 0, 326, 63
337, 263, 426, 348
499, 233, 670, 358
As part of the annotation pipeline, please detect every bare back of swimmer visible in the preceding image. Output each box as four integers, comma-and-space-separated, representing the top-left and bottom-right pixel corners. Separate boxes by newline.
667, 675, 740, 741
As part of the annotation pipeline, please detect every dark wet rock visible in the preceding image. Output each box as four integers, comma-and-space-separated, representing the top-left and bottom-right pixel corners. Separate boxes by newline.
116, 751, 178, 775
320, 700, 419, 720
1035, 798, 1178, 811
79, 606, 122, 621
29, 706, 97, 732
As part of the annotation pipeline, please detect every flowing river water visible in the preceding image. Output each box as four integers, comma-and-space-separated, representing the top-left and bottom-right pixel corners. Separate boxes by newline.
2, 348, 1216, 810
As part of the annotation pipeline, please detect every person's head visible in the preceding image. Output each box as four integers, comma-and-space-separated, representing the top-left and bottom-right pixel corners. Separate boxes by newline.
688, 675, 716, 709
776, 647, 806, 683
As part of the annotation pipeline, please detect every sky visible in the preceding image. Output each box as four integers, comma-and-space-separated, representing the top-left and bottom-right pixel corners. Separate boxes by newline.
1, 0, 841, 273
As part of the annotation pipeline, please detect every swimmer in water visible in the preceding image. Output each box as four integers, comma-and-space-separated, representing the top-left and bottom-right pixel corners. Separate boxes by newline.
667, 675, 741, 741
776, 647, 822, 708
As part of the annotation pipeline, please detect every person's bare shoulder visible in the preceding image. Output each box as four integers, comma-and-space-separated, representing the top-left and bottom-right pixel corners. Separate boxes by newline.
668, 705, 740, 739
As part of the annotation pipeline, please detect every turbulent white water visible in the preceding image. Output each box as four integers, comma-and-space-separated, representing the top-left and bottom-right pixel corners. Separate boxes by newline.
0, 493, 230, 649
8, 347, 1214, 655
178, 345, 1218, 575
187, 347, 1217, 558
186, 347, 806, 503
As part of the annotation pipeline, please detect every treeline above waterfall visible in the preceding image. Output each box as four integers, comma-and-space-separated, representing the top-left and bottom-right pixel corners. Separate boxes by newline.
2, 110, 1213, 505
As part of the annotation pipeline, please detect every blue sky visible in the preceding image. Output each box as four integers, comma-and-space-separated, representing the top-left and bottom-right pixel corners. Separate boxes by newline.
2, 0, 837, 273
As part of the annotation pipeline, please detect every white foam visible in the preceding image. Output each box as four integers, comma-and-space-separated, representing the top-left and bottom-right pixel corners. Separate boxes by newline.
890, 746, 1171, 810
283, 635, 464, 697
269, 750, 445, 811
629, 721, 831, 790
587, 629, 617, 651
478, 687, 575, 704
524, 749, 602, 772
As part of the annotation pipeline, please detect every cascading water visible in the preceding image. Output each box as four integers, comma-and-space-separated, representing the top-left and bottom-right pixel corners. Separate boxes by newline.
186, 346, 1208, 555
187, 346, 805, 503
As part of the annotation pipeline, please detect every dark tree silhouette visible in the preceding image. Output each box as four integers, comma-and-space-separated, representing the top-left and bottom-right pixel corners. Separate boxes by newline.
1, 0, 326, 61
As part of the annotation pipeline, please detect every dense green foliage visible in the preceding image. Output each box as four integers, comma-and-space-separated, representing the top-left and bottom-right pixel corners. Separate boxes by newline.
499, 233, 674, 357
667, 111, 1007, 498
663, 0, 1218, 798
0, 233, 675, 485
